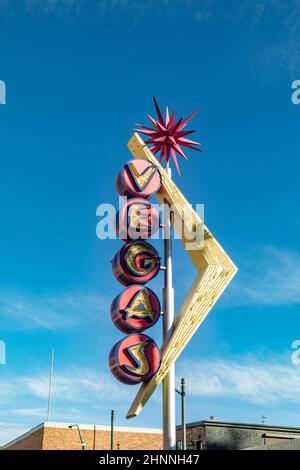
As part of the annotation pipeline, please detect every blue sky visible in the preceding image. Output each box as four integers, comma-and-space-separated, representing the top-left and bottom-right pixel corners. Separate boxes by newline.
1, 0, 300, 445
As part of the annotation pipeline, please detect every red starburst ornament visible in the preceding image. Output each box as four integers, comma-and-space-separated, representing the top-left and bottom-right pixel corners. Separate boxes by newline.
134, 97, 201, 175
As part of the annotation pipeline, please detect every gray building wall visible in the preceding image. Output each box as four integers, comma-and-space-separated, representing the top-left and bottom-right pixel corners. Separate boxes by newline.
205, 424, 266, 450
177, 421, 300, 450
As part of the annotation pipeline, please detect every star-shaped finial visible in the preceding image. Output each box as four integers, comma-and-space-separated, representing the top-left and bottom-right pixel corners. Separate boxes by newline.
134, 97, 201, 175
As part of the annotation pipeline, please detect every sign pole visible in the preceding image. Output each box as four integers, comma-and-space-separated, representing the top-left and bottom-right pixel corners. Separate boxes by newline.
162, 165, 176, 450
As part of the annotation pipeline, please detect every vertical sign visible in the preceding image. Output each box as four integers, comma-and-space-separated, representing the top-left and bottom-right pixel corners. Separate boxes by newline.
109, 159, 163, 385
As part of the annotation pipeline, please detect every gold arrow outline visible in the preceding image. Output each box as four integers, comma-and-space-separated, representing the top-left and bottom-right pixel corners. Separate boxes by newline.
126, 133, 238, 419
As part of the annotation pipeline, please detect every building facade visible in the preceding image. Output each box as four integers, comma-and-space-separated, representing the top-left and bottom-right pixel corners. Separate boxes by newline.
3, 422, 163, 450
176, 420, 300, 450
5, 419, 300, 450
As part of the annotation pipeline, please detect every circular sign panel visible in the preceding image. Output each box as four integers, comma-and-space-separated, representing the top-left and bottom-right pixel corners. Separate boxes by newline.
109, 333, 161, 385
116, 159, 161, 199
112, 241, 160, 286
110, 285, 161, 333
115, 197, 160, 241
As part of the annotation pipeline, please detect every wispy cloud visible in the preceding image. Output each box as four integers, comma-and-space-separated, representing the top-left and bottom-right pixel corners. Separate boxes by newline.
1, 406, 82, 419
0, 366, 131, 406
2, 355, 300, 444
0, 288, 109, 331
0, 364, 140, 443
0, 0, 83, 16
179, 355, 300, 405
0, 365, 147, 444
236, 1, 300, 78
256, 33, 300, 78
0, 0, 298, 25
4, 407, 52, 417
19, 367, 129, 401
0, 0, 296, 25
0, 421, 29, 446
0, 0, 191, 17
224, 246, 300, 308
1, 1, 298, 79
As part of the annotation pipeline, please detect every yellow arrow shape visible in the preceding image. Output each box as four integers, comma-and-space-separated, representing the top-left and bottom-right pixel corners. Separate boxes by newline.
126, 133, 238, 419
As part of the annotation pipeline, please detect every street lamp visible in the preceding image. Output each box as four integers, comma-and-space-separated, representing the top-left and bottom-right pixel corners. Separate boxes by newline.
68, 424, 86, 450
175, 378, 186, 450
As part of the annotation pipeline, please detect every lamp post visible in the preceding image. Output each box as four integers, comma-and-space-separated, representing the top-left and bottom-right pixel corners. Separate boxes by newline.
176, 378, 186, 450
68, 424, 86, 450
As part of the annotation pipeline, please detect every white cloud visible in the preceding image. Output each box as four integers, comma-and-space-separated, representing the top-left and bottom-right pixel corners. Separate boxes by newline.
0, 0, 294, 25
0, 0, 185, 17
0, 366, 139, 444
0, 378, 19, 399
0, 0, 83, 16
223, 246, 300, 308
5, 407, 49, 417
0, 0, 297, 27
0, 288, 109, 331
1, 405, 82, 419
178, 355, 300, 405
0, 366, 133, 406
0, 421, 29, 446
20, 368, 129, 401
2, 355, 300, 444
0, 0, 297, 79
0, 406, 85, 445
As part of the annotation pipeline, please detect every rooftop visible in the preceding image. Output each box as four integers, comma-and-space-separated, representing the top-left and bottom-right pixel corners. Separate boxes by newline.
3, 421, 162, 449
176, 420, 300, 432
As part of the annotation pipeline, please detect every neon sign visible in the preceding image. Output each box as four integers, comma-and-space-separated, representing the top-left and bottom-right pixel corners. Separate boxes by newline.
110, 285, 160, 333
109, 159, 162, 384
115, 197, 159, 241
109, 333, 161, 385
116, 159, 161, 198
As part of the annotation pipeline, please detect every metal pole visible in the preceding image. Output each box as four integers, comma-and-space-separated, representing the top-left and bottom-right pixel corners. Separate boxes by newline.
162, 166, 176, 450
111, 410, 114, 450
46, 348, 54, 422
181, 378, 186, 450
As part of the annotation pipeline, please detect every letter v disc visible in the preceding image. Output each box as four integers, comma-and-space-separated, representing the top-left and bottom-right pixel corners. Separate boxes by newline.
116, 159, 161, 199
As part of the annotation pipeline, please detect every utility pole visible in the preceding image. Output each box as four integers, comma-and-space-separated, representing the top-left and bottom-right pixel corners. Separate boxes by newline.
111, 410, 114, 450
181, 378, 186, 450
162, 165, 176, 450
46, 348, 54, 422
176, 378, 186, 450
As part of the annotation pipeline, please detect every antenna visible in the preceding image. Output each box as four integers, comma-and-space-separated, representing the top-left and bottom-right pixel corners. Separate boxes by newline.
46, 348, 55, 422
261, 415, 267, 425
